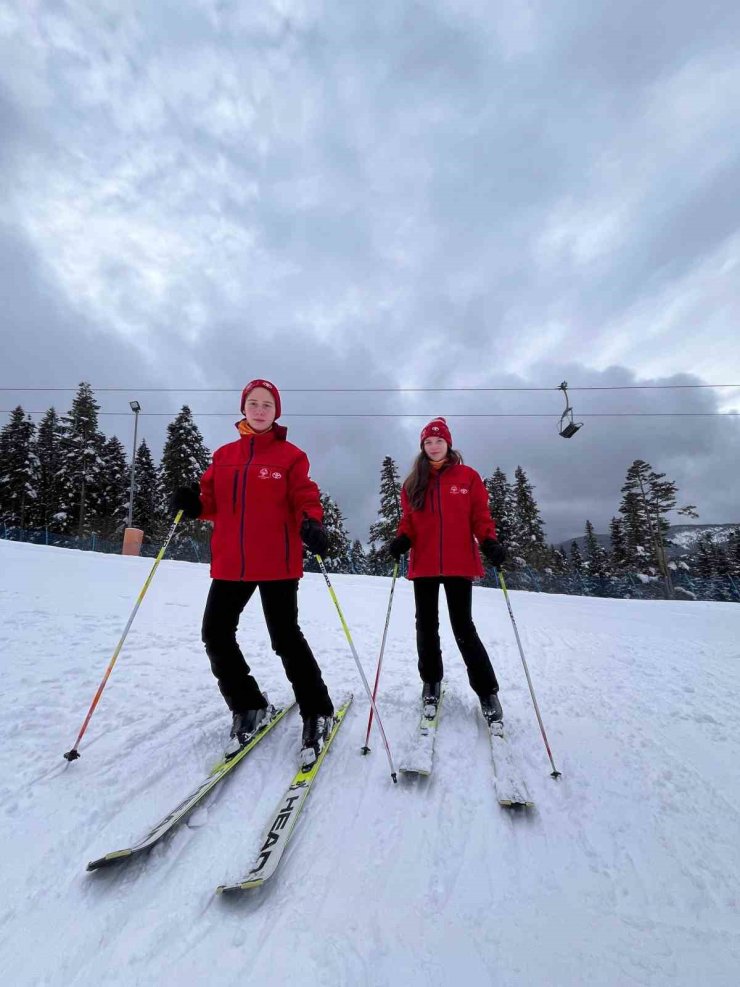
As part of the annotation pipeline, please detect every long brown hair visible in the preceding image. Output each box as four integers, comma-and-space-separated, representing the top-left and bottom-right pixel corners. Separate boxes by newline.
403, 449, 464, 511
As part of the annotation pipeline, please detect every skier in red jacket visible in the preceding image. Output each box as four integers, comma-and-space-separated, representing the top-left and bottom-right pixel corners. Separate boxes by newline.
170, 380, 334, 766
388, 417, 507, 724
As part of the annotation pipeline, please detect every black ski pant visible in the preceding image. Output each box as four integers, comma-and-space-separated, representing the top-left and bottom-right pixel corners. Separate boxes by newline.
201, 579, 333, 719
413, 577, 499, 697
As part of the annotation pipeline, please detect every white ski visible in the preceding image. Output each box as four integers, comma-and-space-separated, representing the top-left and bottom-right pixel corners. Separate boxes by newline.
87, 703, 295, 871
399, 690, 444, 776
487, 719, 534, 808
216, 694, 353, 893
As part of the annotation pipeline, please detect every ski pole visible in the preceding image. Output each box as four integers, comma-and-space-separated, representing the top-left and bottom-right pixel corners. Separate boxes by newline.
315, 556, 398, 783
361, 563, 398, 755
64, 511, 184, 762
495, 568, 562, 779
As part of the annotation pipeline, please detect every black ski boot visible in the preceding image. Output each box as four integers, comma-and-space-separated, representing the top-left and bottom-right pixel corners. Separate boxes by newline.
299, 714, 333, 771
480, 692, 503, 725
225, 705, 269, 759
422, 681, 441, 720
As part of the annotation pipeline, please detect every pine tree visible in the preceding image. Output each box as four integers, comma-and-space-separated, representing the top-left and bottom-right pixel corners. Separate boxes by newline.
158, 406, 211, 506
569, 540, 584, 573
549, 545, 569, 575
729, 529, 740, 578
511, 465, 547, 568
57, 383, 106, 535
92, 436, 129, 539
366, 456, 401, 574
693, 538, 715, 579
619, 473, 653, 569
319, 492, 351, 569
714, 546, 732, 577
619, 460, 697, 591
348, 539, 368, 575
132, 439, 162, 541
0, 407, 38, 528
609, 516, 628, 570
34, 408, 65, 530
485, 467, 515, 550
158, 406, 211, 549
584, 520, 609, 578
368, 457, 402, 550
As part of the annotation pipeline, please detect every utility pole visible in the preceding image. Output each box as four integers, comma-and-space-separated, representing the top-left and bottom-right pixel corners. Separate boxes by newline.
127, 401, 141, 528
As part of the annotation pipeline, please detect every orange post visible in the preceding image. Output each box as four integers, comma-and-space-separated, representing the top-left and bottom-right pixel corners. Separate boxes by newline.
122, 527, 144, 556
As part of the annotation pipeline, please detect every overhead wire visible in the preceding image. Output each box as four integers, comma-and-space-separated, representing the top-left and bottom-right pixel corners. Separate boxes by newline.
1, 384, 739, 393
2, 411, 737, 419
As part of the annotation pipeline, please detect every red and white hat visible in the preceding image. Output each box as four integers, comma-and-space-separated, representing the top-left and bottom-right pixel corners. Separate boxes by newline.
420, 417, 452, 447
240, 379, 282, 420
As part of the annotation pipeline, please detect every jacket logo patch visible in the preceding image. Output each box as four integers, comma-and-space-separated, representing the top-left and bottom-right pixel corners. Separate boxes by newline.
257, 467, 283, 480
450, 486, 469, 495
259, 468, 270, 478
272, 471, 282, 479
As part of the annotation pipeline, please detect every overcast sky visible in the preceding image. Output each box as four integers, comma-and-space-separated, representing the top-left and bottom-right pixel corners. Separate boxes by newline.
1, 0, 739, 544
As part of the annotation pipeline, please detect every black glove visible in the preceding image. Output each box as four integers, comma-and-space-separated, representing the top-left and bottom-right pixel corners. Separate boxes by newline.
480, 538, 506, 565
169, 484, 202, 520
388, 534, 412, 561
301, 518, 329, 557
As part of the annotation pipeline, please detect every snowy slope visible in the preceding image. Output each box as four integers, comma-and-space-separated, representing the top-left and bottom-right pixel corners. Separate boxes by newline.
563, 522, 739, 558
667, 523, 739, 553
0, 541, 738, 987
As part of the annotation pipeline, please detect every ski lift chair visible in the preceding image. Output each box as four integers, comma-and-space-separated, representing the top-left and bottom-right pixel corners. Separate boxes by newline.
558, 382, 583, 438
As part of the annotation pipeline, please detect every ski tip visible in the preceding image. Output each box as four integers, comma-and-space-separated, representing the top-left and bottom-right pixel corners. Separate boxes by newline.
87, 848, 133, 871
217, 880, 262, 895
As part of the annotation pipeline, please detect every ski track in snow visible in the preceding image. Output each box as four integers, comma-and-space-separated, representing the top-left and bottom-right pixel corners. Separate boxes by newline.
0, 540, 738, 986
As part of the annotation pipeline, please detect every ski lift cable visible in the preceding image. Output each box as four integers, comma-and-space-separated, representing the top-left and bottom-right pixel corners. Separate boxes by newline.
3, 410, 738, 418
1, 384, 739, 394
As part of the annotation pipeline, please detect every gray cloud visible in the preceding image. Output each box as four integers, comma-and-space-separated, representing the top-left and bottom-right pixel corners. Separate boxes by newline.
2, 0, 739, 544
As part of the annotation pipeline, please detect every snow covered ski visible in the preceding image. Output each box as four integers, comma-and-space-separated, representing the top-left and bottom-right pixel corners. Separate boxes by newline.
87, 703, 295, 871
487, 719, 534, 809
399, 689, 444, 776
216, 693, 353, 894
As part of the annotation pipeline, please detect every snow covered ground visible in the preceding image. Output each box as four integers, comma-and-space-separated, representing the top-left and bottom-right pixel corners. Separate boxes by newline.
0, 540, 738, 986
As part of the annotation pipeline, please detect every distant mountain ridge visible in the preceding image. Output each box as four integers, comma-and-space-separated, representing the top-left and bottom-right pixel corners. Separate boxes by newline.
561, 523, 739, 559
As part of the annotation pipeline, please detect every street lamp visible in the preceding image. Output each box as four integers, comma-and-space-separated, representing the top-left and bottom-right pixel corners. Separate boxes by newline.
127, 400, 141, 528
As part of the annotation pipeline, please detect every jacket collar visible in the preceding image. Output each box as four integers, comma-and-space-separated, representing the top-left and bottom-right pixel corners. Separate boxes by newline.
234, 420, 288, 445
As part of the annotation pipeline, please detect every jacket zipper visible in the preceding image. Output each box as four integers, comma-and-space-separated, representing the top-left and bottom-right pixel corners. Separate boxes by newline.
232, 470, 238, 511
239, 438, 255, 580
436, 475, 444, 573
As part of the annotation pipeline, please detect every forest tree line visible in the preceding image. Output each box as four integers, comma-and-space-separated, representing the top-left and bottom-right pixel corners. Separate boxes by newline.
1, 383, 738, 590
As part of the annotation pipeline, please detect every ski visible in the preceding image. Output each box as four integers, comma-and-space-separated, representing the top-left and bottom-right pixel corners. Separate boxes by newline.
87, 703, 295, 871
487, 719, 534, 808
216, 694, 353, 894
399, 690, 444, 776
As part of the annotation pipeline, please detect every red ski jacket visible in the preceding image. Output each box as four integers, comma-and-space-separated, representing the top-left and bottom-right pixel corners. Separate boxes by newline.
396, 464, 497, 579
198, 424, 322, 582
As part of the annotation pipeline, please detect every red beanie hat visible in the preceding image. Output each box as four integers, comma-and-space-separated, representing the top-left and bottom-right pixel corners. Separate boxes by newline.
240, 379, 282, 420
420, 417, 452, 447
